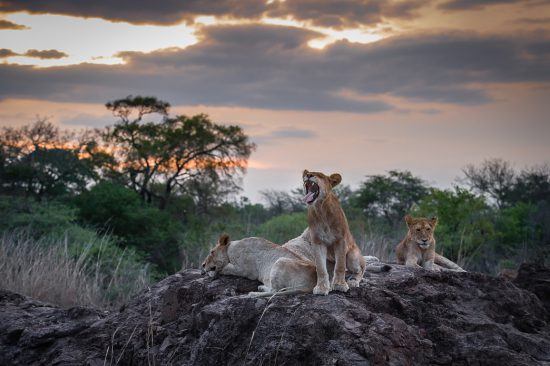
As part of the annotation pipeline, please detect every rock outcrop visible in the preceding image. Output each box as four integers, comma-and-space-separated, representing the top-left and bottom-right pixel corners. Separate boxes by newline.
1, 263, 549, 365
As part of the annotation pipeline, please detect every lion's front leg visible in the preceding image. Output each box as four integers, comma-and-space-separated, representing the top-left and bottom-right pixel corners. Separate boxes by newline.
405, 253, 421, 269
312, 244, 331, 295
331, 242, 349, 292
220, 263, 241, 276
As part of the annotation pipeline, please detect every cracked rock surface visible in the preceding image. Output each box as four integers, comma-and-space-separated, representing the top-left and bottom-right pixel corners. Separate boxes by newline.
1, 263, 549, 365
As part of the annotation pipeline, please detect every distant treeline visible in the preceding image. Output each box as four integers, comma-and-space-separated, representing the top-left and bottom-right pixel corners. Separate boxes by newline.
1, 96, 548, 283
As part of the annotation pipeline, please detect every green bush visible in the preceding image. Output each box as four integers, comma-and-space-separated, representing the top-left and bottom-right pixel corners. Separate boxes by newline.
255, 212, 307, 244
75, 182, 184, 274
0, 195, 76, 238
414, 187, 495, 266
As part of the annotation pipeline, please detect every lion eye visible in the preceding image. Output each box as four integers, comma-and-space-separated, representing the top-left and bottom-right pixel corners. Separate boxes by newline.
416, 228, 421, 231
427, 228, 431, 231
210, 250, 214, 254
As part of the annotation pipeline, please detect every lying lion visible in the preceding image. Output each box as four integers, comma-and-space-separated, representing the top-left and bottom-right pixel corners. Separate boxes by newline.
201, 234, 317, 296
396, 215, 465, 272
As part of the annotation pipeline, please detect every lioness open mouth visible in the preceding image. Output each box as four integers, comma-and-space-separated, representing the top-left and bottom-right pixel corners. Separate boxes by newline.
304, 180, 320, 204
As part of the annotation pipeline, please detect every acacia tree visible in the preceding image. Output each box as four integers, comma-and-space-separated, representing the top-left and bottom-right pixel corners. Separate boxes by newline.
0, 118, 98, 199
102, 96, 255, 209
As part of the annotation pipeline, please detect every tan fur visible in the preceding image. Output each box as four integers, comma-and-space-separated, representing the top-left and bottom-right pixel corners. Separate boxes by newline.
302, 170, 366, 295
396, 215, 465, 272
201, 234, 317, 296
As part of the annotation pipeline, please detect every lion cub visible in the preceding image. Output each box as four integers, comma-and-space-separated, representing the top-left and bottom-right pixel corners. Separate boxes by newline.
303, 170, 366, 295
396, 215, 465, 271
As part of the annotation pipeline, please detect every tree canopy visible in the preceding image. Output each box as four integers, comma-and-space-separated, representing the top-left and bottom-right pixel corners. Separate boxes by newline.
102, 96, 256, 209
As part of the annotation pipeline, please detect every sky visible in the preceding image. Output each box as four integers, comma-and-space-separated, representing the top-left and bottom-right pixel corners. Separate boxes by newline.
1, 0, 549, 202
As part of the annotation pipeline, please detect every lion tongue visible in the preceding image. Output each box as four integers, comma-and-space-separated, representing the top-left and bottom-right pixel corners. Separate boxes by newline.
304, 191, 315, 203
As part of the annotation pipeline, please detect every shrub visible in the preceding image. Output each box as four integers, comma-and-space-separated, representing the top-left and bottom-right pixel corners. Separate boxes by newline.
75, 182, 184, 274
255, 212, 308, 244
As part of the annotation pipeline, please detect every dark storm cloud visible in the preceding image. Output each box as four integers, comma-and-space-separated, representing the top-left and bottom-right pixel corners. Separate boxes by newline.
24, 49, 68, 59
0, 0, 429, 27
266, 0, 430, 29
0, 48, 18, 58
0, 24, 548, 111
0, 0, 267, 25
0, 19, 28, 29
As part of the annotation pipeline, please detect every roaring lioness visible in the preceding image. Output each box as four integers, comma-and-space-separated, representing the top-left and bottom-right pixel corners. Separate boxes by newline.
303, 169, 366, 295
396, 215, 465, 272
201, 234, 317, 296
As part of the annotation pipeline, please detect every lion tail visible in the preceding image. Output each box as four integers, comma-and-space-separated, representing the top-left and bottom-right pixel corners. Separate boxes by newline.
363, 256, 392, 272
434, 253, 466, 272
365, 264, 392, 272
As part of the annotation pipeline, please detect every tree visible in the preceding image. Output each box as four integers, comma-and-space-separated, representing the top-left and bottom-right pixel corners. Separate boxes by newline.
508, 164, 550, 205
462, 158, 515, 208
354, 170, 429, 228
102, 96, 255, 209
75, 182, 183, 273
260, 188, 303, 215
415, 187, 494, 267
0, 118, 97, 199
180, 168, 241, 215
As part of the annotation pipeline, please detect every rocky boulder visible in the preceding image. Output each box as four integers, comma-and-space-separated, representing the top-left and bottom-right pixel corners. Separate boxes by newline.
1, 264, 549, 365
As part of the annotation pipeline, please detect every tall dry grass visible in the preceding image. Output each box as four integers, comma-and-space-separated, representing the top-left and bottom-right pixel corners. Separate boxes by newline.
0, 232, 149, 309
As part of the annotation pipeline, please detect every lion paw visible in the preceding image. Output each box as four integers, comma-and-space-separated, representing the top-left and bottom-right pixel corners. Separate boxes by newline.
347, 278, 361, 288
332, 281, 349, 292
313, 284, 330, 296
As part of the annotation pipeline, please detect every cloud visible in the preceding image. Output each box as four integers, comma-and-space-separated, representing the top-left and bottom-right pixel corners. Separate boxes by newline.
0, 24, 548, 112
0, 48, 18, 58
0, 0, 429, 28
266, 0, 430, 29
438, 0, 533, 11
515, 17, 550, 25
254, 127, 317, 144
0, 19, 28, 30
0, 0, 266, 25
23, 49, 68, 59
60, 113, 112, 127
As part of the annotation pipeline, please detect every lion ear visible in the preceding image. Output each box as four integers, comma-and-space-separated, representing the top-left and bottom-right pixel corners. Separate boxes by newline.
303, 169, 310, 178
405, 215, 414, 227
430, 216, 438, 227
329, 173, 342, 187
218, 234, 230, 246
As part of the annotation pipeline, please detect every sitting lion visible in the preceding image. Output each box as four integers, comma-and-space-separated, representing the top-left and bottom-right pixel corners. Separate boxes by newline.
201, 234, 317, 296
396, 215, 465, 272
302, 169, 366, 295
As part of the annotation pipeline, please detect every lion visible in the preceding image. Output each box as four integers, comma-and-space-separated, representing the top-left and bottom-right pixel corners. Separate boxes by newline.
201, 234, 317, 296
396, 215, 465, 272
302, 169, 366, 295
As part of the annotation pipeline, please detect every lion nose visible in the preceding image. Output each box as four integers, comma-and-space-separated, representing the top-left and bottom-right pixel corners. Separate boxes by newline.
422, 239, 428, 243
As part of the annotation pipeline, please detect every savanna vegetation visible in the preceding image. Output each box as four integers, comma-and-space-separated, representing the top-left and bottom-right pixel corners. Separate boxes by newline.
1, 95, 548, 308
